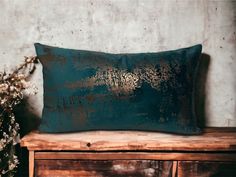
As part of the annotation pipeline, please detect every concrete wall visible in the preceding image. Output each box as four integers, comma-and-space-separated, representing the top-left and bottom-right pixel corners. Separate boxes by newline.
0, 0, 235, 127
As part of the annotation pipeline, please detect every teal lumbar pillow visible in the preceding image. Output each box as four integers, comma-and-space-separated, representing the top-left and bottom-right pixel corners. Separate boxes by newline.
35, 43, 202, 134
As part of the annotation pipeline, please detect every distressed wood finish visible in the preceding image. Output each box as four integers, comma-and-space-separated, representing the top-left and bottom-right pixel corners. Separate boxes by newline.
35, 160, 173, 177
34, 152, 236, 161
178, 161, 236, 177
20, 128, 236, 151
29, 151, 34, 177
20, 128, 236, 177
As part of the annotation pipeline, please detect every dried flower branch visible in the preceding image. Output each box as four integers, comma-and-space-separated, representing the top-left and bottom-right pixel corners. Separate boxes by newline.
0, 56, 38, 177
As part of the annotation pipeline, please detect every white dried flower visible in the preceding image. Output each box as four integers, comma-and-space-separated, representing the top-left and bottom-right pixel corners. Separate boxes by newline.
0, 83, 8, 90
1, 98, 7, 105
16, 74, 25, 79
8, 161, 17, 171
9, 86, 15, 92
20, 79, 29, 88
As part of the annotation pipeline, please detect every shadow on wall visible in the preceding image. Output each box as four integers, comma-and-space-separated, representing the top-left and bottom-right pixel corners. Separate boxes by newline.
195, 53, 211, 128
14, 98, 40, 137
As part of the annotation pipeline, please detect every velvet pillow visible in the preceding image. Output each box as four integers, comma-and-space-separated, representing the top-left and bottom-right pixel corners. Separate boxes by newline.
35, 43, 202, 134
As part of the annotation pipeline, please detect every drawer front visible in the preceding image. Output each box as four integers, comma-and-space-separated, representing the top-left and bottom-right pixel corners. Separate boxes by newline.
178, 161, 236, 177
35, 160, 173, 177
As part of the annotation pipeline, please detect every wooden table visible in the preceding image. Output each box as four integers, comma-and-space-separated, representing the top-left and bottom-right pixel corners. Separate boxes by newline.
20, 128, 236, 177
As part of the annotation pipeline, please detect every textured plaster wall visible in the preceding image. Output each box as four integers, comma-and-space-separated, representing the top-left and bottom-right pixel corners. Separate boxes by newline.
0, 0, 235, 127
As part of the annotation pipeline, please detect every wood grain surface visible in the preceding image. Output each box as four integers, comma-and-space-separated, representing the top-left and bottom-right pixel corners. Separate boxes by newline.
35, 160, 173, 177
34, 152, 236, 161
20, 128, 236, 151
178, 161, 236, 177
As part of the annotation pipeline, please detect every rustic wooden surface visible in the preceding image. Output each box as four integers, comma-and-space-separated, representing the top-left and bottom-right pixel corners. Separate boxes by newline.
20, 128, 236, 151
34, 152, 236, 161
21, 128, 236, 177
29, 151, 34, 177
35, 160, 173, 177
178, 161, 236, 177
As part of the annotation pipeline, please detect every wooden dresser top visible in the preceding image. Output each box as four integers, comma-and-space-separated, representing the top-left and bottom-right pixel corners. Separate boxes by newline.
20, 128, 236, 151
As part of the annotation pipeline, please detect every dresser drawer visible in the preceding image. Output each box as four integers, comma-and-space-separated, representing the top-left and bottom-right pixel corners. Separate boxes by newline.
35, 160, 173, 177
178, 161, 236, 177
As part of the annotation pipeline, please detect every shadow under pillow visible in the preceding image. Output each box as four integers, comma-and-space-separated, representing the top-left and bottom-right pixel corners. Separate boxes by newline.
35, 43, 202, 134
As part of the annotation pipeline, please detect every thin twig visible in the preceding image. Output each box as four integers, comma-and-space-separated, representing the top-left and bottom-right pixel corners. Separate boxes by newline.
6, 56, 37, 81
